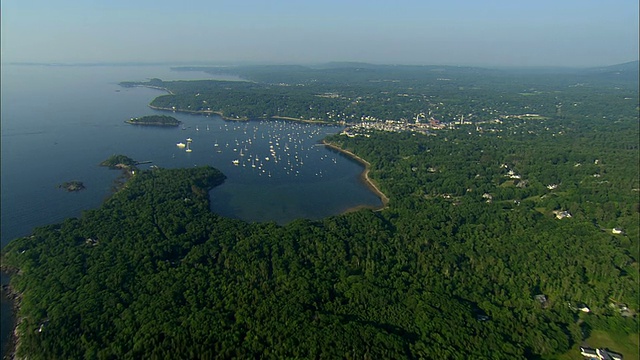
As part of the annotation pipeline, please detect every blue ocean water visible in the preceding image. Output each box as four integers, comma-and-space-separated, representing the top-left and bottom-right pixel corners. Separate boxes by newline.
0, 64, 382, 355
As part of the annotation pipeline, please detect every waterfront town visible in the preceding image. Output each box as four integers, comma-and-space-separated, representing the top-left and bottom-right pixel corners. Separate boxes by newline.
340, 112, 545, 137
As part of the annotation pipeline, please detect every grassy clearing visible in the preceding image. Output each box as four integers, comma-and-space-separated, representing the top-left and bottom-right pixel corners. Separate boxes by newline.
499, 180, 515, 187
547, 329, 639, 360
586, 329, 639, 359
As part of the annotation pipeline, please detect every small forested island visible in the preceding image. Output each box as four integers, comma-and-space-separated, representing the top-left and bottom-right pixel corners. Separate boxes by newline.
3, 63, 638, 359
57, 180, 85, 192
125, 115, 181, 126
99, 154, 137, 169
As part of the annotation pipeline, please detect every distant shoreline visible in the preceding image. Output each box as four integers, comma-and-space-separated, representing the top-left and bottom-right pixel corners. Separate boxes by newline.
126, 84, 175, 95
270, 116, 332, 125
127, 84, 334, 125
148, 105, 250, 121
121, 84, 247, 120
322, 141, 390, 209
149, 105, 334, 125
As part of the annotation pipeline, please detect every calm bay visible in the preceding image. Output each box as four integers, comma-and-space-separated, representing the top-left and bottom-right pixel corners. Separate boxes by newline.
0, 65, 382, 354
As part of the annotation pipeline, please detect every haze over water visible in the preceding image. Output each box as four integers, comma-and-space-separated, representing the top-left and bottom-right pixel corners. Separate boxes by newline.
0, 64, 382, 354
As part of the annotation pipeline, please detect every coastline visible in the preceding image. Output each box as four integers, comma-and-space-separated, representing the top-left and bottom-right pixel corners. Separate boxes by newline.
148, 105, 333, 125
129, 83, 333, 125
120, 83, 249, 121
148, 105, 250, 121
322, 140, 390, 209
1, 265, 22, 360
270, 116, 332, 125
125, 84, 175, 95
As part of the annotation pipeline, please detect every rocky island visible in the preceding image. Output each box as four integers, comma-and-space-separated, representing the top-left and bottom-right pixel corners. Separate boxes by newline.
125, 115, 181, 126
57, 180, 86, 192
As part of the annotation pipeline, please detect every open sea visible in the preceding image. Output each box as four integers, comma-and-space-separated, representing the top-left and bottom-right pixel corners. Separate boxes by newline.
0, 64, 382, 355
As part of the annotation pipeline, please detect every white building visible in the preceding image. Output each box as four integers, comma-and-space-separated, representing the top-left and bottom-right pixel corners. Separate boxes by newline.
580, 347, 623, 360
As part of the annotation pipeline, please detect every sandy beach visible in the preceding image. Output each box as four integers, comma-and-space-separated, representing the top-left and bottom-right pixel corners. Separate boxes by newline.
322, 141, 390, 208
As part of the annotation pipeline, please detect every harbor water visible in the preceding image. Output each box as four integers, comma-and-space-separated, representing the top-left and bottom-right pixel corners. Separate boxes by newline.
0, 64, 382, 354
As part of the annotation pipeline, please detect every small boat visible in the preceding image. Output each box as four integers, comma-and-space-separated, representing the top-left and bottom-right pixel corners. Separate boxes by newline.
176, 142, 186, 148
186, 138, 193, 142
232, 159, 240, 165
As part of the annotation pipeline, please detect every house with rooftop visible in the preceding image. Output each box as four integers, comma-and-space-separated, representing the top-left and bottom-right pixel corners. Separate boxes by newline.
553, 210, 572, 219
580, 347, 623, 360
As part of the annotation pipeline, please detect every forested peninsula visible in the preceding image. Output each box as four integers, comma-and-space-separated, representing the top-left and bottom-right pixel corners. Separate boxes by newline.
2, 63, 638, 359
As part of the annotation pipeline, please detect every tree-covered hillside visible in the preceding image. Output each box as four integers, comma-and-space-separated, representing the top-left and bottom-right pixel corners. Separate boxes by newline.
2, 110, 638, 358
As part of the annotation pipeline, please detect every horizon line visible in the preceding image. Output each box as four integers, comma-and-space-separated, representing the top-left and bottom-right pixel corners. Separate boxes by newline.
3, 59, 639, 70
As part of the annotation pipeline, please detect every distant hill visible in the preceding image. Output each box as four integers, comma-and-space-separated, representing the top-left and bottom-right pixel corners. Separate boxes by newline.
586, 60, 639, 73
580, 60, 639, 85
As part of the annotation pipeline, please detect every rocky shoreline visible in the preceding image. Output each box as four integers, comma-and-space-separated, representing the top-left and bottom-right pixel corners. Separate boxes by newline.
1, 266, 22, 360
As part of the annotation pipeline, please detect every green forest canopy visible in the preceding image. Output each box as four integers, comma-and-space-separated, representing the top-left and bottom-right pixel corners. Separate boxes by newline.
3, 64, 639, 359
99, 154, 137, 169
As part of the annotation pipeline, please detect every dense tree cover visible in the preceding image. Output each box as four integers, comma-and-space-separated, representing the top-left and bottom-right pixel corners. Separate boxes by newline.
125, 115, 181, 126
3, 111, 638, 359
3, 64, 638, 359
122, 62, 639, 124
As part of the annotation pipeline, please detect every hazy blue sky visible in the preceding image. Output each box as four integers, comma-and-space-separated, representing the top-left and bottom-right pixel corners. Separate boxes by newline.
1, 0, 638, 67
